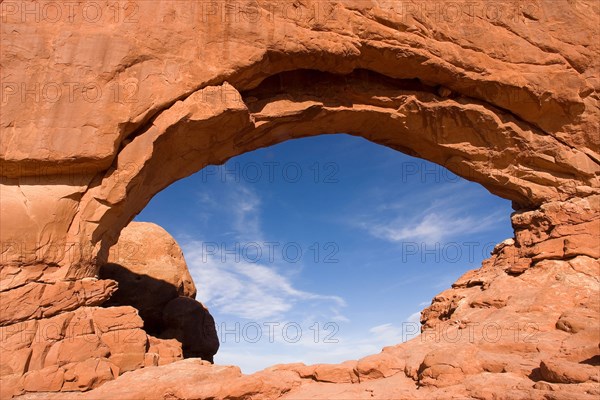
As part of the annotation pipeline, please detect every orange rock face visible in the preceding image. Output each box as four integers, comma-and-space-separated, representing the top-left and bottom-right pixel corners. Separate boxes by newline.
0, 0, 599, 398
0, 306, 182, 398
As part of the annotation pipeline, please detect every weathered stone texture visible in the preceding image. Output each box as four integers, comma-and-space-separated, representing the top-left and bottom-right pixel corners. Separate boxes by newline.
1, 0, 598, 398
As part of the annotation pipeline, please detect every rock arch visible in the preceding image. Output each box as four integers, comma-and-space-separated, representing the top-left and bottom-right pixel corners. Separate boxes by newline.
76, 66, 597, 271
0, 1, 598, 398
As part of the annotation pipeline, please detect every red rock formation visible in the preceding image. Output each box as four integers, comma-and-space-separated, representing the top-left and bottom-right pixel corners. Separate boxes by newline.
101, 221, 219, 362
100, 221, 197, 332
0, 306, 182, 398
160, 297, 219, 362
0, 0, 598, 398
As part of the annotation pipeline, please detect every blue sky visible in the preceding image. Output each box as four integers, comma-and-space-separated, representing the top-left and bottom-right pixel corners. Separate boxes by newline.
136, 134, 513, 373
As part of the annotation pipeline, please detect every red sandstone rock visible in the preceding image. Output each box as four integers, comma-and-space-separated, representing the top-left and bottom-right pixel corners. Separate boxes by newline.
146, 336, 183, 366
22, 365, 64, 392
556, 307, 599, 334
0, 1, 599, 398
61, 359, 116, 392
356, 352, 404, 380
98, 221, 218, 364
0, 279, 117, 326
418, 344, 483, 387
160, 297, 219, 362
0, 306, 181, 397
311, 362, 359, 384
101, 221, 196, 332
539, 358, 599, 384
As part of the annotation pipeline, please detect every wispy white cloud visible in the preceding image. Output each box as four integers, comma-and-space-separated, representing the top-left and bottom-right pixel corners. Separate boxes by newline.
230, 185, 262, 241
195, 184, 263, 241
369, 323, 404, 343
357, 188, 505, 245
184, 183, 346, 322
184, 245, 346, 320
368, 211, 501, 243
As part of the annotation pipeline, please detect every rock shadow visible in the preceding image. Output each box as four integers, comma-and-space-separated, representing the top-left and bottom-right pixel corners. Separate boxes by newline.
100, 262, 219, 362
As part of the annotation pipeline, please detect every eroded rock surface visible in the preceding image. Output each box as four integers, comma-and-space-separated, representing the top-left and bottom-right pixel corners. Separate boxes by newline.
100, 221, 219, 362
0, 306, 182, 398
1, 0, 599, 398
100, 221, 196, 332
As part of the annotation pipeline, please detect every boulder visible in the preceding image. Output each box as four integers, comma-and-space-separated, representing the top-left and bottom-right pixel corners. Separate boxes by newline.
160, 297, 219, 363
101, 222, 196, 333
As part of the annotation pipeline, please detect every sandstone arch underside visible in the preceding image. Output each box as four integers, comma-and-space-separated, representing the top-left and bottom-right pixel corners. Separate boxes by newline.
1, 1, 599, 399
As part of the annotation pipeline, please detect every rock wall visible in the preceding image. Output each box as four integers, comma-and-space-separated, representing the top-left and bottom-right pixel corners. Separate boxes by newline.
1, 0, 599, 398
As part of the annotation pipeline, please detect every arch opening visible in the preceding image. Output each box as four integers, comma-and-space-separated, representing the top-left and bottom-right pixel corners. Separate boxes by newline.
101, 134, 514, 372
